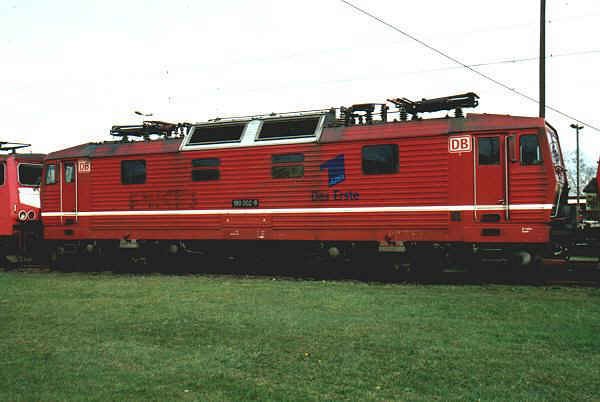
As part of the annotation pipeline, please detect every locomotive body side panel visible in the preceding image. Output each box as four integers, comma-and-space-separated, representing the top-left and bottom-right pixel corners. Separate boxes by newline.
41, 114, 559, 247
43, 134, 451, 242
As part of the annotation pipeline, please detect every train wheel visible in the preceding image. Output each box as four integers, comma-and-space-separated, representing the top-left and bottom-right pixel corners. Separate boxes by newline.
369, 253, 408, 282
50, 254, 77, 272
2, 255, 22, 271
497, 249, 542, 283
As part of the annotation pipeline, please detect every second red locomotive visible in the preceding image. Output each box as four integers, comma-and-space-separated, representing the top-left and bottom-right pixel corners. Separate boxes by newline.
0, 142, 44, 261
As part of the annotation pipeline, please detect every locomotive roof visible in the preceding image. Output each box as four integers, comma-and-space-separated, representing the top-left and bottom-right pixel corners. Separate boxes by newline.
46, 138, 183, 160
46, 113, 546, 160
0, 153, 46, 160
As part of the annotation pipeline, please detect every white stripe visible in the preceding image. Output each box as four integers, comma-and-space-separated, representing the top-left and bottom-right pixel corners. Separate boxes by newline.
41, 204, 553, 218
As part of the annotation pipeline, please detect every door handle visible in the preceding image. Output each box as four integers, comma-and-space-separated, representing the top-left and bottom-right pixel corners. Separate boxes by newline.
498, 199, 505, 205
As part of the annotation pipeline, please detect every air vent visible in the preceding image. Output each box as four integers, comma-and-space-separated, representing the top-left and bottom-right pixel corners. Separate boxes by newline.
450, 211, 462, 222
481, 214, 501, 222
481, 228, 501, 236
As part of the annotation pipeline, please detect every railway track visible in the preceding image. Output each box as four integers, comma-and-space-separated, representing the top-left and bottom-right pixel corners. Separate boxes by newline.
3, 259, 599, 286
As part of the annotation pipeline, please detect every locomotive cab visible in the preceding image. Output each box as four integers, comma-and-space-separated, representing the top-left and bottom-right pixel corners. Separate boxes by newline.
545, 124, 570, 223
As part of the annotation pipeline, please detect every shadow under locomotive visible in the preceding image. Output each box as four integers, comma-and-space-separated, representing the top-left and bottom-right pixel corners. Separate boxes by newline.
40, 239, 600, 286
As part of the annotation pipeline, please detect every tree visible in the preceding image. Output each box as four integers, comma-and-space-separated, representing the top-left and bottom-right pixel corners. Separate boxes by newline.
563, 151, 597, 195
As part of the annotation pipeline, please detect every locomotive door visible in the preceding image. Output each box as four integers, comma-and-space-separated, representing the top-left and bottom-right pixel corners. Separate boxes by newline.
474, 135, 509, 222
60, 160, 77, 222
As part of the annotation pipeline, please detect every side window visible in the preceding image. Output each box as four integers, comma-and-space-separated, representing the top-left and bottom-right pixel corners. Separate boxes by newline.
0, 163, 4, 186
362, 144, 398, 174
45, 164, 57, 185
192, 158, 220, 181
520, 135, 542, 165
478, 137, 500, 165
121, 160, 146, 185
64, 163, 75, 183
271, 153, 304, 179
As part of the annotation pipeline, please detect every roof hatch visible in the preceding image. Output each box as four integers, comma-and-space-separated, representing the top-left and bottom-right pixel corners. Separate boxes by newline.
180, 113, 329, 151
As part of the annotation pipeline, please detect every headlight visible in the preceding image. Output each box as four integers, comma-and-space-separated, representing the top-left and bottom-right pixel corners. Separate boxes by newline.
18, 210, 28, 222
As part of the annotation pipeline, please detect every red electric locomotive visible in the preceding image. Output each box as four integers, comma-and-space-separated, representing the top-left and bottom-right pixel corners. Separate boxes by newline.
0, 142, 44, 261
40, 94, 570, 271
582, 159, 600, 230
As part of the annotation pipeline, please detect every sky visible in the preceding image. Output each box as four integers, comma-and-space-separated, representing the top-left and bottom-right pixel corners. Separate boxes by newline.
1, 0, 599, 165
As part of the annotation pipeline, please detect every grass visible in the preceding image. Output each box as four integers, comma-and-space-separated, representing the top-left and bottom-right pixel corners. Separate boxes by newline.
0, 271, 599, 401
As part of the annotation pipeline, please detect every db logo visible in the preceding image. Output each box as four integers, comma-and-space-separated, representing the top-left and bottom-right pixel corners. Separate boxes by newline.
78, 159, 91, 173
449, 136, 472, 153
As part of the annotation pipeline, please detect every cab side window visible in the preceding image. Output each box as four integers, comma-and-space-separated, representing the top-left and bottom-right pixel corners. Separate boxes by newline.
520, 135, 542, 165
45, 164, 57, 184
64, 163, 75, 183
478, 137, 499, 165
0, 163, 4, 186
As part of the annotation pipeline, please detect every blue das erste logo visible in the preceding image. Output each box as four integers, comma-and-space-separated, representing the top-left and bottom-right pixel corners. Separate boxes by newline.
320, 154, 345, 187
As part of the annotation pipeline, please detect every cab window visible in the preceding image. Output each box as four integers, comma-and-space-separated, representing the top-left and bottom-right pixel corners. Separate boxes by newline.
520, 135, 542, 165
64, 163, 75, 183
18, 164, 42, 186
45, 164, 57, 184
0, 163, 4, 186
478, 137, 500, 165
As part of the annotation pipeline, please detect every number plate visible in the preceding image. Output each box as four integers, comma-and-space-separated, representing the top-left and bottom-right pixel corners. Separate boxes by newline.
232, 199, 259, 208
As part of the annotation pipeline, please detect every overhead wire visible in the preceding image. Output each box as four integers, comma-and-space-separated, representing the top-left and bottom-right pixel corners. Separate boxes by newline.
340, 0, 600, 132
399, 49, 600, 75
181, 49, 600, 95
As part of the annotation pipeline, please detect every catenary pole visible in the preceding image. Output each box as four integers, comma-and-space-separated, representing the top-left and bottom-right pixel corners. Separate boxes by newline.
570, 123, 584, 217
540, 0, 546, 118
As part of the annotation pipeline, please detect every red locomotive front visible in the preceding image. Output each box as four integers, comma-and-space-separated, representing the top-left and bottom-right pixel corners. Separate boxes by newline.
40, 94, 568, 270
0, 143, 44, 259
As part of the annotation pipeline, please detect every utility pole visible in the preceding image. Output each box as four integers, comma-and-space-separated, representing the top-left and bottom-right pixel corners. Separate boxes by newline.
539, 0, 546, 118
570, 123, 584, 216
